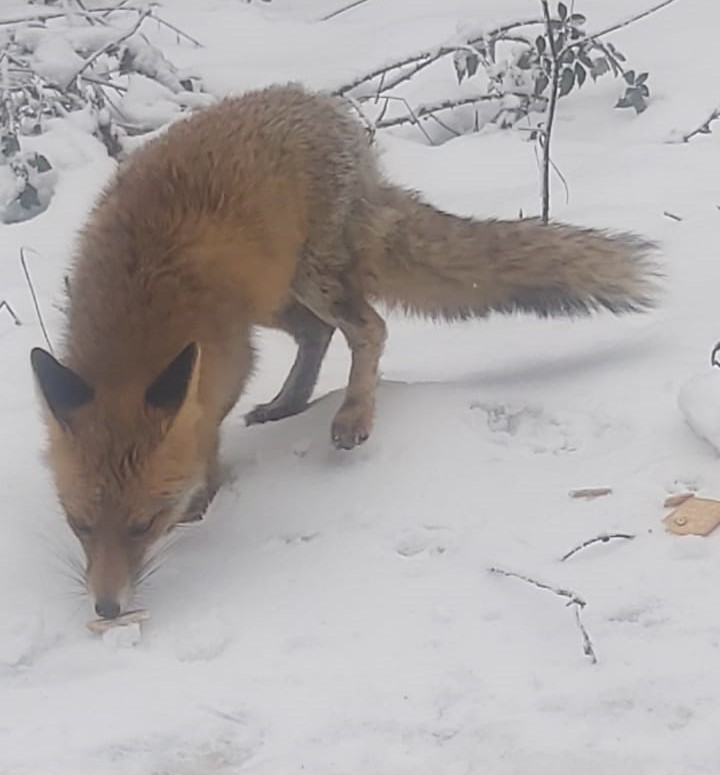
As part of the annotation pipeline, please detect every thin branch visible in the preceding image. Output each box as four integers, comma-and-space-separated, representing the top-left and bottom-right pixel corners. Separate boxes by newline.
0, 5, 144, 26
564, 0, 682, 53
490, 567, 586, 606
81, 75, 128, 93
374, 93, 501, 130
320, 0, 374, 21
20, 247, 53, 354
540, 0, 560, 224
69, 8, 151, 82
489, 566, 597, 664
675, 106, 720, 143
662, 210, 683, 221
335, 48, 453, 97
560, 533, 635, 562
573, 605, 597, 664
0, 299, 21, 326
372, 96, 436, 144
147, 11, 203, 48
101, 0, 136, 20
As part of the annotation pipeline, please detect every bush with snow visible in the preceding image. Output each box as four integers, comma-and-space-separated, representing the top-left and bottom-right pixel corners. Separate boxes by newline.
0, 2, 212, 224
336, 1, 653, 141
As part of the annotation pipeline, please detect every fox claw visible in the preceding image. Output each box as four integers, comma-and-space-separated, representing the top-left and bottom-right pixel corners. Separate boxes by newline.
331, 404, 373, 450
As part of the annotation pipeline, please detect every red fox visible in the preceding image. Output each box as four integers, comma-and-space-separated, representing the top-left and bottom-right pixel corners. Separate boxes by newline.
30, 83, 660, 618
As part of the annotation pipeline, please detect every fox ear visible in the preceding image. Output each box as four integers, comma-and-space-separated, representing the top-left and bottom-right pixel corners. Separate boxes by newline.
145, 343, 199, 415
30, 347, 94, 425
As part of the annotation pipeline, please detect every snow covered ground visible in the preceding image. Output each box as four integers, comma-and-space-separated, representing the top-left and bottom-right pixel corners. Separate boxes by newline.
2, 0, 720, 772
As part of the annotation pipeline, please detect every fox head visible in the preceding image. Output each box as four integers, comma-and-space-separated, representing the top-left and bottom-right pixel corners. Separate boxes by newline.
30, 342, 215, 619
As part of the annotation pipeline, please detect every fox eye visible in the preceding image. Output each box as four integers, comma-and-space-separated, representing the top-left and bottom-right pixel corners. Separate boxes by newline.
71, 520, 92, 537
128, 512, 162, 538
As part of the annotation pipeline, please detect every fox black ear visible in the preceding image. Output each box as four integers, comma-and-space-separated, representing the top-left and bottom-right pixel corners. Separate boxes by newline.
30, 347, 94, 424
145, 343, 198, 413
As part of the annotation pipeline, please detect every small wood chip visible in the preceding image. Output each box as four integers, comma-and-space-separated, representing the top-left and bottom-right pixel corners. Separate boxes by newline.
663, 492, 696, 508
86, 609, 150, 635
569, 487, 613, 500
663, 497, 720, 536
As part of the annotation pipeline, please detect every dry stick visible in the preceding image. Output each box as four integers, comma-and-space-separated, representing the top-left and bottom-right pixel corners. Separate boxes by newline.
564, 0, 682, 54
369, 95, 436, 144
320, 0, 374, 22
148, 11, 203, 48
677, 106, 720, 143
0, 300, 21, 326
560, 533, 635, 562
100, 0, 137, 19
375, 94, 502, 130
489, 566, 598, 664
488, 567, 598, 665
20, 247, 53, 354
539, 0, 560, 224
69, 8, 151, 82
335, 48, 454, 97
0, 5, 143, 25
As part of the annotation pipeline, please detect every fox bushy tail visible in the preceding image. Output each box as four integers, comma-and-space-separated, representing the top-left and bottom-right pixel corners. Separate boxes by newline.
356, 185, 660, 322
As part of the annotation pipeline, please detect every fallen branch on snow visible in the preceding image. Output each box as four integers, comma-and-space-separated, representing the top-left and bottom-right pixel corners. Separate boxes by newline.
0, 299, 21, 326
674, 106, 720, 143
489, 566, 598, 664
560, 533, 635, 562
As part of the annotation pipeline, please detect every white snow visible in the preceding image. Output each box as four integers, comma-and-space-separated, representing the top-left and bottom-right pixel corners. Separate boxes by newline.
2, 0, 720, 773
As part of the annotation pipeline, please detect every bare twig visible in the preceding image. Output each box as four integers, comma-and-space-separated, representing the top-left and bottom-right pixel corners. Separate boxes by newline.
81, 75, 128, 93
101, 0, 137, 20
490, 567, 585, 605
369, 95, 435, 144
69, 8, 151, 82
0, 5, 144, 26
20, 247, 53, 354
0, 299, 21, 326
572, 605, 597, 663
564, 0, 682, 54
147, 11, 203, 48
560, 533, 635, 562
539, 0, 560, 224
335, 47, 455, 97
320, 0, 374, 21
662, 210, 683, 222
675, 107, 720, 143
375, 93, 501, 130
489, 566, 597, 664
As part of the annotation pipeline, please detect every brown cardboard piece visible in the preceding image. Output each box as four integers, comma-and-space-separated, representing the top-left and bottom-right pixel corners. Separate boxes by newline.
663, 496, 720, 536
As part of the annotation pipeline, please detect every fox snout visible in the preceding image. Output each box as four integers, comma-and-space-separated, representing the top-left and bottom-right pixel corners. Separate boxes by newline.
85, 540, 138, 619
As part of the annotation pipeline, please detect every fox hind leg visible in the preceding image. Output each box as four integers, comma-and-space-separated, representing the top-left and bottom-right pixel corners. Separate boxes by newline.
246, 300, 335, 426
293, 266, 387, 450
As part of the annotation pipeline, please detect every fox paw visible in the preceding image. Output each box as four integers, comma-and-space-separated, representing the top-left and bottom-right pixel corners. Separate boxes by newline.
245, 400, 306, 426
331, 402, 373, 450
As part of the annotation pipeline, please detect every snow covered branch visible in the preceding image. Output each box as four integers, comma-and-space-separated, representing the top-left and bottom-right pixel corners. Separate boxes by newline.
0, 2, 209, 223
336, 1, 668, 148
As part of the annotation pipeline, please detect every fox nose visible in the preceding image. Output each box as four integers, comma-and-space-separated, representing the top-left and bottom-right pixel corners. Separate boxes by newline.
95, 598, 121, 619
